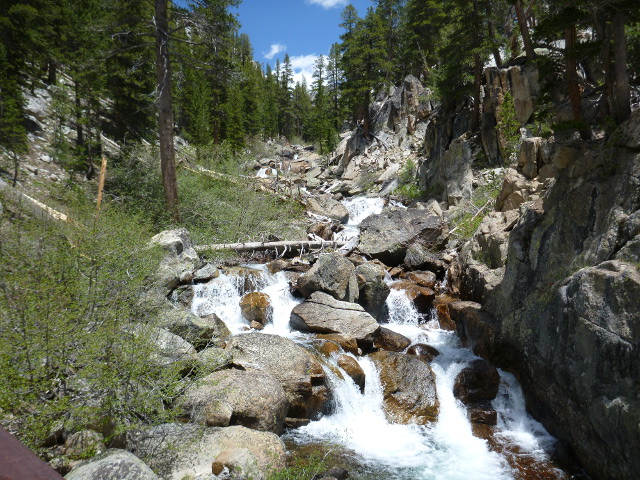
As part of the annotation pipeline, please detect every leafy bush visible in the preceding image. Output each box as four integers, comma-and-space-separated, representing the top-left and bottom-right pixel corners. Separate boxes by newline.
496, 92, 520, 162
0, 198, 183, 449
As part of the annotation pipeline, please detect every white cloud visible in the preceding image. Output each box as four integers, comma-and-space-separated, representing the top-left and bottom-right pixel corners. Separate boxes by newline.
306, 0, 348, 8
264, 43, 287, 60
290, 54, 318, 86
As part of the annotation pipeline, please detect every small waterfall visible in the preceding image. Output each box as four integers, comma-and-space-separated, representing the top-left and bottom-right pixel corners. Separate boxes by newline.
191, 265, 302, 338
189, 196, 566, 479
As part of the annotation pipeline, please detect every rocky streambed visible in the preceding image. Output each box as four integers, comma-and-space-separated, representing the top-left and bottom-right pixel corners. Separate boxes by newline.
59, 194, 577, 480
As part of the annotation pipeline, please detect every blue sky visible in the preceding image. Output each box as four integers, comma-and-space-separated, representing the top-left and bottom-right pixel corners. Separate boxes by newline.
234, 0, 371, 84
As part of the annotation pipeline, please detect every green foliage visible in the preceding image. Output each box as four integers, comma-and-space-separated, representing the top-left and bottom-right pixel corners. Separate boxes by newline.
395, 159, 426, 200
449, 169, 505, 241
267, 453, 327, 480
178, 170, 306, 250
496, 91, 521, 162
0, 196, 182, 449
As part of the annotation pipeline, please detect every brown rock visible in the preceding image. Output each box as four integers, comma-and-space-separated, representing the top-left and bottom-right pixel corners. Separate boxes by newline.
316, 340, 341, 357
467, 402, 498, 425
373, 327, 411, 352
404, 270, 437, 288
316, 334, 360, 355
453, 359, 501, 405
370, 351, 439, 424
337, 354, 366, 392
240, 292, 273, 330
390, 281, 436, 311
406, 343, 440, 362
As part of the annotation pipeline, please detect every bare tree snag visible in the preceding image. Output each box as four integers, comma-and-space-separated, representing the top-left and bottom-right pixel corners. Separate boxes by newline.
565, 25, 583, 123
155, 0, 180, 222
514, 0, 536, 62
96, 156, 107, 211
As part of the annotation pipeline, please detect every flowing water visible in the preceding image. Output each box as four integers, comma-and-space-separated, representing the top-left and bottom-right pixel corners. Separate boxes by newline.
190, 197, 568, 479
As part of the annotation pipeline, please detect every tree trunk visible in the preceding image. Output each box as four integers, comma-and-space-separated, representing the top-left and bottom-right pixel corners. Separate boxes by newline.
155, 0, 180, 222
565, 26, 583, 123
514, 0, 536, 62
470, 0, 482, 132
613, 11, 631, 123
486, 2, 502, 66
595, 15, 613, 120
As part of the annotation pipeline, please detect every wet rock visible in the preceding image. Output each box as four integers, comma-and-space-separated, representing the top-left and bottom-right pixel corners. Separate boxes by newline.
319, 467, 349, 480
225, 333, 329, 420
358, 209, 448, 266
406, 343, 440, 362
355, 263, 390, 321
315, 334, 360, 355
65, 449, 158, 480
308, 221, 342, 241
220, 266, 266, 294
306, 195, 350, 224
239, 292, 273, 330
290, 292, 380, 348
403, 270, 437, 288
297, 253, 359, 302
178, 369, 288, 434
390, 281, 435, 312
370, 351, 439, 424
193, 263, 219, 283
447, 301, 500, 361
129, 424, 285, 480
373, 327, 411, 352
467, 402, 498, 425
337, 354, 365, 393
453, 359, 501, 405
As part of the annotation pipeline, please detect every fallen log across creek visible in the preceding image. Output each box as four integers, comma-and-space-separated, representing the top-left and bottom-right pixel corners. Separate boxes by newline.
194, 240, 346, 254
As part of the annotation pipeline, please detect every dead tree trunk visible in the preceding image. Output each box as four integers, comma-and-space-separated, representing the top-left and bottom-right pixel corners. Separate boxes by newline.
565, 25, 583, 123
155, 0, 180, 222
514, 0, 536, 62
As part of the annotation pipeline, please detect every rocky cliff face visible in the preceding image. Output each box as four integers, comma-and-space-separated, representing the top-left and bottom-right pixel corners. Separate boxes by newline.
464, 112, 640, 480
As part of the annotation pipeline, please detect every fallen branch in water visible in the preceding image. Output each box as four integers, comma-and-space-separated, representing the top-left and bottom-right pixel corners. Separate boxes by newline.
195, 240, 346, 253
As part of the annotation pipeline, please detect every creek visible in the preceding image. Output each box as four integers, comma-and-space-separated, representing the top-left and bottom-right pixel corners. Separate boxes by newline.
191, 197, 567, 480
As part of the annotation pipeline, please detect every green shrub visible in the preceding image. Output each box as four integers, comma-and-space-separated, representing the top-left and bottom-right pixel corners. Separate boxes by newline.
0, 199, 183, 449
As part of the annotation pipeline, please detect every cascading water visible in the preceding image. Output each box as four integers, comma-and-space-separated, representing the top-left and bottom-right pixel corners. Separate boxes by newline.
189, 196, 566, 479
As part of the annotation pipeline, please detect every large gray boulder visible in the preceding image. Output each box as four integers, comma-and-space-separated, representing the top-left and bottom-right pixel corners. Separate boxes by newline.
290, 292, 380, 348
178, 369, 288, 434
297, 253, 359, 302
358, 209, 448, 266
225, 333, 329, 421
370, 351, 439, 424
355, 263, 390, 321
306, 195, 349, 224
129, 424, 286, 480
65, 449, 158, 480
149, 229, 201, 294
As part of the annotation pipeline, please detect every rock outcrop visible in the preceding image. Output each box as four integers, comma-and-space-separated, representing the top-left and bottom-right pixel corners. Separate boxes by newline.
465, 115, 640, 480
